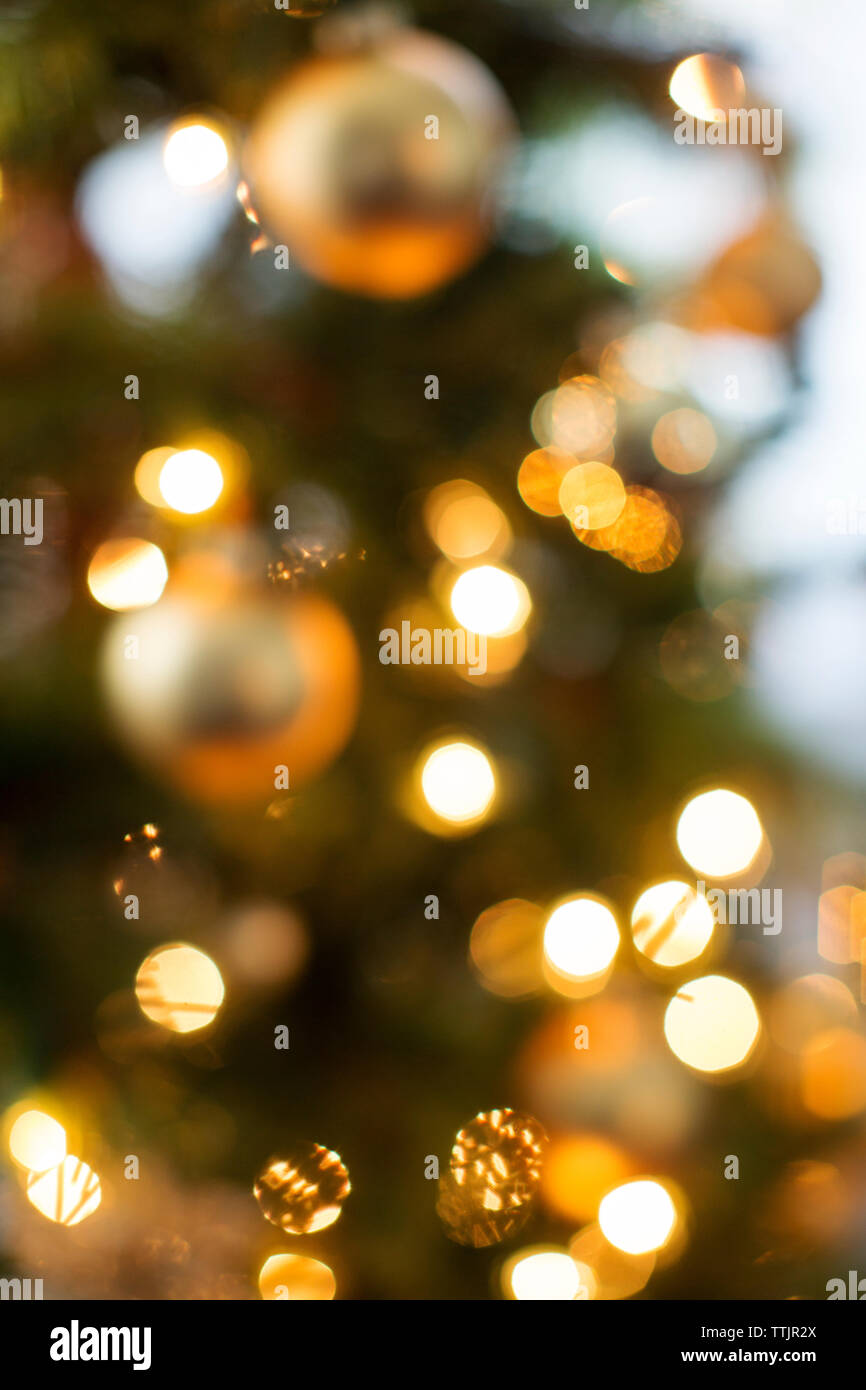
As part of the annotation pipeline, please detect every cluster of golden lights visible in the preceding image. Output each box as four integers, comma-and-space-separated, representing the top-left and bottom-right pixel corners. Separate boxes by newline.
521, 371, 683, 572
468, 786, 766, 1078
5, 1105, 102, 1227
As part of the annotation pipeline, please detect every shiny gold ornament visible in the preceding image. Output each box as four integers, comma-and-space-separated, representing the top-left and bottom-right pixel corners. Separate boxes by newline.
254, 1144, 351, 1234
245, 28, 516, 298
437, 1108, 547, 1247
436, 1170, 533, 1249
101, 585, 359, 807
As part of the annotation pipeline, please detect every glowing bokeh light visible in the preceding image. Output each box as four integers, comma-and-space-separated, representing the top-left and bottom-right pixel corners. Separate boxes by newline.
542, 1134, 633, 1225
86, 538, 168, 612
569, 1223, 655, 1300
664, 974, 761, 1073
26, 1155, 102, 1226
573, 484, 681, 574
651, 408, 717, 476
518, 447, 575, 516
8, 1110, 67, 1173
163, 121, 229, 188
599, 338, 659, 404
258, 1253, 336, 1301
598, 1180, 677, 1256
612, 489, 681, 572
559, 462, 626, 531
818, 885, 866, 965
543, 896, 620, 986
669, 54, 746, 123
768, 974, 857, 1053
134, 446, 176, 507
801, 1028, 866, 1120
425, 481, 510, 561
504, 1249, 590, 1301
419, 739, 496, 828
469, 898, 545, 998
630, 880, 715, 969
134, 943, 225, 1033
550, 375, 617, 457
159, 449, 224, 514
450, 564, 531, 637
676, 789, 763, 878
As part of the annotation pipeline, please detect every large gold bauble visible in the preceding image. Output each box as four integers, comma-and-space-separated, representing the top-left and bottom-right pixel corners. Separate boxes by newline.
245, 28, 516, 298
101, 588, 360, 806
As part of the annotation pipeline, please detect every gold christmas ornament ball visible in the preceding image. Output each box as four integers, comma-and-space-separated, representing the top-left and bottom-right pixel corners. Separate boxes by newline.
254, 1144, 351, 1234
244, 29, 516, 298
450, 1107, 547, 1204
101, 588, 360, 806
437, 1107, 548, 1247
436, 1170, 534, 1249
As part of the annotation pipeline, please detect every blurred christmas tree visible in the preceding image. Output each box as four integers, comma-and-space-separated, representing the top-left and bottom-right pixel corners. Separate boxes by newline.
0, 0, 861, 1303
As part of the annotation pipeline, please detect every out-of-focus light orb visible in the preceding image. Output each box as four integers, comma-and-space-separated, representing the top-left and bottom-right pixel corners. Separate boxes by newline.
676, 789, 763, 878
419, 739, 496, 827
598, 1180, 677, 1256
550, 375, 617, 458
220, 901, 308, 989
669, 54, 746, 123
26, 1155, 102, 1226
631, 880, 715, 969
801, 1028, 866, 1120
542, 1134, 633, 1225
504, 1249, 590, 1301
588, 485, 681, 574
517, 446, 575, 516
601, 197, 663, 287
258, 1253, 336, 1301
614, 323, 688, 394
765, 1160, 851, 1247
134, 943, 225, 1033
77, 129, 236, 317
818, 885, 866, 965
543, 896, 620, 985
163, 121, 229, 188
8, 1110, 67, 1173
134, 446, 176, 508
86, 538, 168, 612
560, 462, 626, 532
599, 337, 659, 405
469, 898, 545, 999
769, 974, 857, 1053
569, 1223, 655, 1300
450, 564, 530, 637
651, 408, 717, 476
664, 974, 760, 1073
254, 1144, 351, 1234
822, 851, 866, 893
424, 480, 510, 561
158, 448, 223, 514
